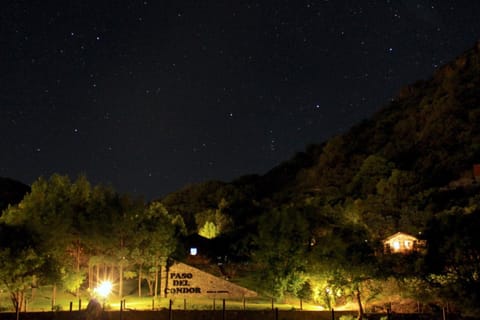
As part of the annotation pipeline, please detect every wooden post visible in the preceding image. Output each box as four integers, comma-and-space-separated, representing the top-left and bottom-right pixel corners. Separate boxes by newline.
154, 258, 159, 299
213, 298, 216, 310
331, 308, 335, 320
69, 301, 73, 312
152, 298, 155, 310
52, 284, 56, 310
275, 307, 278, 320
15, 301, 19, 320
243, 297, 246, 310
300, 298, 302, 310
222, 299, 226, 320
271, 298, 274, 310
184, 298, 187, 310
79, 298, 82, 310
169, 299, 173, 320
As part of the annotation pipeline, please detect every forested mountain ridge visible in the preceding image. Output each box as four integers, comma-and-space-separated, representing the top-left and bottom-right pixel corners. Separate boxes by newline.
288, 40, 480, 198
162, 41, 480, 238
0, 42, 480, 316
155, 42, 480, 315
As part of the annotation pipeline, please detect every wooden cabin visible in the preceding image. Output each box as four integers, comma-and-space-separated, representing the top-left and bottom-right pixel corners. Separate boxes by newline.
383, 232, 425, 254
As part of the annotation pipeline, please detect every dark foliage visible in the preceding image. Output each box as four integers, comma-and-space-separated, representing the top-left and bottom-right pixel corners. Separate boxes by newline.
2, 42, 480, 314
0, 177, 30, 212
157, 42, 480, 313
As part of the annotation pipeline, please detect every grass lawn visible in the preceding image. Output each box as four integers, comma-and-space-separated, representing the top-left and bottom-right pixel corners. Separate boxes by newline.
0, 281, 325, 313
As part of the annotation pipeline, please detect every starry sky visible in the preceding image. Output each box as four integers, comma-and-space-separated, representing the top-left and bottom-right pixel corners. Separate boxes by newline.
1, 1, 480, 200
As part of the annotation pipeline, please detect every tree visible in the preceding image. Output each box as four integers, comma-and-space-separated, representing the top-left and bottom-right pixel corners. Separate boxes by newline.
253, 206, 310, 299
0, 175, 80, 303
195, 198, 233, 239
347, 155, 394, 197
138, 202, 185, 297
349, 169, 420, 239
0, 224, 46, 319
308, 223, 377, 320
106, 193, 144, 299
161, 181, 232, 233
424, 206, 480, 316
299, 135, 364, 205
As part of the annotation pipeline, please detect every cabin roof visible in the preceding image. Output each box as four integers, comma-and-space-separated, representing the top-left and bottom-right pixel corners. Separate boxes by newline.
383, 232, 419, 242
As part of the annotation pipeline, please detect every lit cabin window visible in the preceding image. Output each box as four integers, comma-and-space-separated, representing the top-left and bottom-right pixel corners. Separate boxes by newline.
393, 241, 400, 251
190, 248, 198, 256
404, 240, 411, 249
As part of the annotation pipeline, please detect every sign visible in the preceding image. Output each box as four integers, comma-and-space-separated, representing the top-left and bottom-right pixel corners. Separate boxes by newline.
164, 262, 257, 298
165, 272, 201, 294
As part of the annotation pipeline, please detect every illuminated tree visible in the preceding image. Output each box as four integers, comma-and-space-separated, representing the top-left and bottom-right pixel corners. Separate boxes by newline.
0, 224, 45, 319
81, 185, 114, 291
253, 206, 310, 299
108, 193, 144, 298
196, 199, 233, 239
198, 220, 218, 239
138, 202, 185, 297
73, 185, 144, 298
161, 181, 233, 233
0, 175, 81, 303
308, 223, 377, 320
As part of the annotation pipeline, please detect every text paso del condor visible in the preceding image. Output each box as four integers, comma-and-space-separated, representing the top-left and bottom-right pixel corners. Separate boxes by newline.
165, 287, 201, 294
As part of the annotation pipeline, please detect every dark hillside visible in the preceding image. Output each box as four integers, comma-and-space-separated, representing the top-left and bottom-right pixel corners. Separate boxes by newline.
0, 177, 30, 212
161, 41, 480, 241
295, 41, 480, 198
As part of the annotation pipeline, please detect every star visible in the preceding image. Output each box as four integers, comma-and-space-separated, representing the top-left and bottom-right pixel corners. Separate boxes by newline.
1, 0, 479, 200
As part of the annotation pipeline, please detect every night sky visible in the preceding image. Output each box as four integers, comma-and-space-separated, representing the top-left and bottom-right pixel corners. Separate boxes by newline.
2, 1, 480, 200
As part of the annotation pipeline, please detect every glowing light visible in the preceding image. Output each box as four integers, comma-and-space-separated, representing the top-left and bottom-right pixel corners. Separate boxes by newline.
95, 281, 112, 298
393, 241, 400, 251
404, 240, 411, 248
